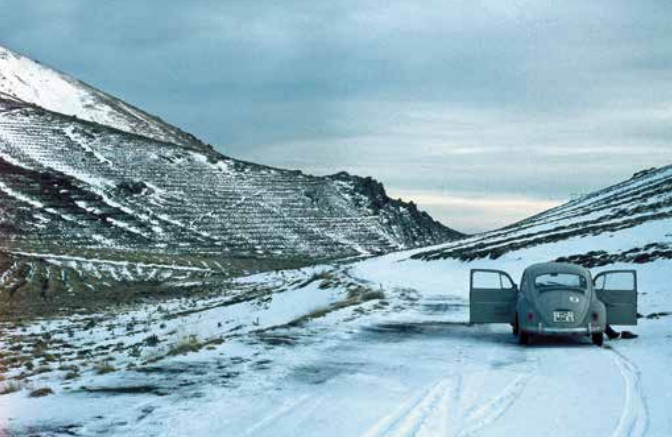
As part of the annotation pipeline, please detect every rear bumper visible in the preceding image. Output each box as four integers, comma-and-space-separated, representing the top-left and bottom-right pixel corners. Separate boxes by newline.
523, 323, 602, 336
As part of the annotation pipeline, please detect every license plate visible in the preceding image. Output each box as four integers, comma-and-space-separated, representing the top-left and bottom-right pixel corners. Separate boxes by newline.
553, 311, 574, 323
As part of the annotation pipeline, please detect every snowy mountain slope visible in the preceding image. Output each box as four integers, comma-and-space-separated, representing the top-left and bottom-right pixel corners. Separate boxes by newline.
412, 164, 672, 265
0, 45, 208, 152
0, 93, 459, 311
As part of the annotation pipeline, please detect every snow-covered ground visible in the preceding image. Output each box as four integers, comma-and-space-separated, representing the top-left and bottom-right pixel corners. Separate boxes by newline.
0, 240, 669, 436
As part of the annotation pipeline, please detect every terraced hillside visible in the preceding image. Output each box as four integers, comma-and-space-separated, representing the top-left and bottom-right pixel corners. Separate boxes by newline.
414, 165, 672, 265
0, 88, 458, 312
0, 96, 456, 256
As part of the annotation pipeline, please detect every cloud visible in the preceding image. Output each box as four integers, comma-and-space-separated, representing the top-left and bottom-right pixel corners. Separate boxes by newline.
0, 0, 670, 232
389, 190, 562, 234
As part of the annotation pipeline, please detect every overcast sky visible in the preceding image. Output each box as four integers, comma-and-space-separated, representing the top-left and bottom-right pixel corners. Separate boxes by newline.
1, 1, 671, 232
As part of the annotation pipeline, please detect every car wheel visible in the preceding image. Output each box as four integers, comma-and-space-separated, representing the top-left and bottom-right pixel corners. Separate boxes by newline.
592, 332, 604, 347
512, 316, 519, 336
518, 329, 529, 345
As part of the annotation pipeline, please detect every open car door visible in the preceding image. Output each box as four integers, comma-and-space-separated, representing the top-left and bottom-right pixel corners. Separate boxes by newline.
469, 269, 517, 324
594, 270, 638, 325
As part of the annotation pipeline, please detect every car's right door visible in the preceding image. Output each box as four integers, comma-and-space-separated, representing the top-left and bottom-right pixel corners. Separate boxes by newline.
594, 270, 638, 325
469, 269, 517, 324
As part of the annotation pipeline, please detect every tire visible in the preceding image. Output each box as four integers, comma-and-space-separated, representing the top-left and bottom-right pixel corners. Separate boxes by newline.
592, 332, 604, 347
512, 316, 519, 336
518, 329, 529, 345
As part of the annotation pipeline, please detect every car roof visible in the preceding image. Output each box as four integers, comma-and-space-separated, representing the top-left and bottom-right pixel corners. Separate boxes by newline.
523, 262, 590, 277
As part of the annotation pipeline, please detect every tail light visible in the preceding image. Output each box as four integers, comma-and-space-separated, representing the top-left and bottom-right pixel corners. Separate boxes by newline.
592, 312, 599, 322
527, 311, 534, 322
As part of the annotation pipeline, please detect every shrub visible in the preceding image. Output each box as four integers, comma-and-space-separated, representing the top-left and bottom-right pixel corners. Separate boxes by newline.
35, 365, 52, 375
145, 334, 160, 347
29, 387, 53, 398
95, 360, 116, 374
32, 339, 48, 356
64, 371, 79, 380
58, 364, 79, 372
83, 319, 96, 330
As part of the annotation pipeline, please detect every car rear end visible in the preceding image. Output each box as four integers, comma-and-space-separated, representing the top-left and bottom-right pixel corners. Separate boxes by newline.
520, 267, 606, 337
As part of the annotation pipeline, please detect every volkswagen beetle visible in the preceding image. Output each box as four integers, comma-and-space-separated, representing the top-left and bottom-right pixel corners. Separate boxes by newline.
469, 262, 637, 346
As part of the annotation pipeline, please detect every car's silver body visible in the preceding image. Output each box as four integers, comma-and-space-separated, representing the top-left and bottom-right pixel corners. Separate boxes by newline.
469, 262, 637, 345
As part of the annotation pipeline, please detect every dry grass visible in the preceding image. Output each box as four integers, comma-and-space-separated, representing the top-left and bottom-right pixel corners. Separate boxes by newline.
168, 335, 202, 356
94, 359, 116, 375
0, 380, 24, 395
141, 347, 165, 364
284, 281, 386, 328
298, 271, 337, 289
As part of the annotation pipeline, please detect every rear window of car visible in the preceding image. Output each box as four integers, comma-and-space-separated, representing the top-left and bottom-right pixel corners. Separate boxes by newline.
534, 273, 587, 292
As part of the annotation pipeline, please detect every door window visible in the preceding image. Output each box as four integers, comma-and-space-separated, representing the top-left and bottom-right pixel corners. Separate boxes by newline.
472, 271, 514, 290
594, 272, 635, 291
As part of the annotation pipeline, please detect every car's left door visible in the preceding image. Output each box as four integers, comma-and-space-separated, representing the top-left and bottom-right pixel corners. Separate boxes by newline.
594, 270, 638, 325
469, 269, 518, 324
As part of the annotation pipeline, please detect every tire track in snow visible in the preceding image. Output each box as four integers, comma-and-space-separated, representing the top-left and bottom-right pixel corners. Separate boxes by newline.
609, 350, 648, 437
452, 341, 537, 437
421, 375, 463, 437
242, 394, 317, 436
361, 361, 536, 437
457, 373, 530, 437
361, 378, 455, 437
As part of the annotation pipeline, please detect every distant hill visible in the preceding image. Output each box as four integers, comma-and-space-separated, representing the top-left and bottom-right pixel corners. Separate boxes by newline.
413, 165, 672, 266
